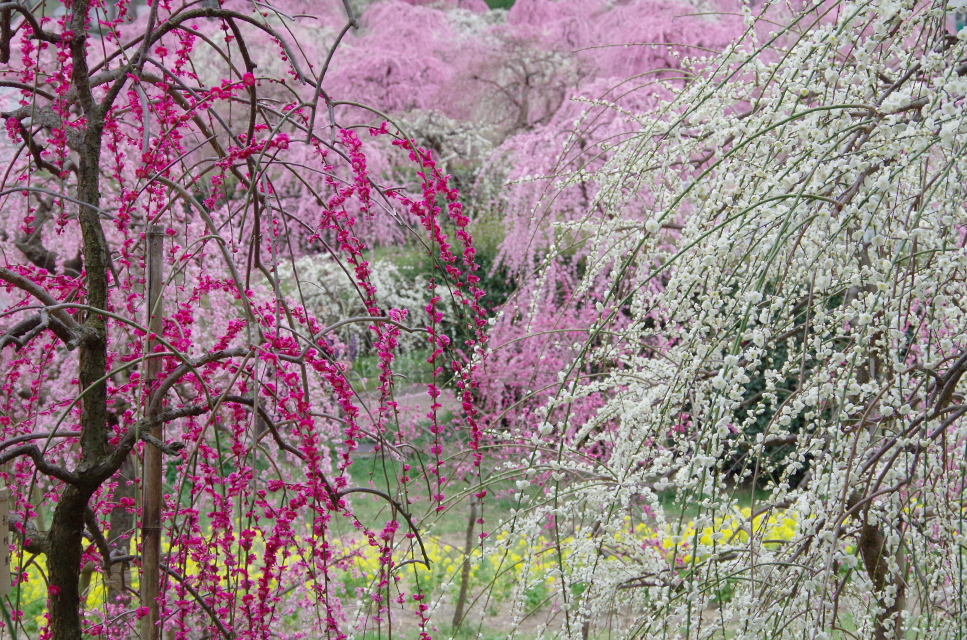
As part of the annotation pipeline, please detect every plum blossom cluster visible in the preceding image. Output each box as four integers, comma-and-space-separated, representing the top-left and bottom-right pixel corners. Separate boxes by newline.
0, 1, 486, 639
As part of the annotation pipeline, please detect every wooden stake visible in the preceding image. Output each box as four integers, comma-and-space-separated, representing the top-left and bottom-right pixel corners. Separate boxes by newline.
141, 225, 165, 640
0, 483, 9, 596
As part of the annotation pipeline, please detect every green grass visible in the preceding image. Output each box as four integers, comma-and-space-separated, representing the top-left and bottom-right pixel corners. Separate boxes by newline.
352, 349, 436, 390
356, 624, 536, 640
336, 454, 520, 539
652, 483, 773, 522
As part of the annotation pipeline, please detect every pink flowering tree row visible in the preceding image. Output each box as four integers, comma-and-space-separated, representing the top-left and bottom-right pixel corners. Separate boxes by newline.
280, 0, 748, 451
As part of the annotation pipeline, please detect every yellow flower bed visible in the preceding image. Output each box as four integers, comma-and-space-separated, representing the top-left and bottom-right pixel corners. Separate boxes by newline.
8, 508, 801, 634
659, 507, 800, 563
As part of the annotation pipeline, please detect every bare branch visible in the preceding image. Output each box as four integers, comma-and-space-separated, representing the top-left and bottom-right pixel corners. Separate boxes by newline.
0, 2, 60, 44
337, 487, 431, 569
139, 432, 186, 456
6, 513, 49, 555
0, 444, 79, 485
933, 351, 967, 411
84, 508, 114, 569
0, 309, 76, 351
0, 80, 55, 101
0, 267, 81, 332
0, 431, 81, 455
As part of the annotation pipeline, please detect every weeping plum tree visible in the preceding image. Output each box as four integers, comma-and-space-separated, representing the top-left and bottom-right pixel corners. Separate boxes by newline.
0, 1, 486, 639
483, 1, 967, 639
468, 0, 744, 434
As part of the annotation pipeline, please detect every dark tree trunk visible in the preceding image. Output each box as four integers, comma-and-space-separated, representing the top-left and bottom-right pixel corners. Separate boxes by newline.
858, 518, 907, 640
47, 1, 112, 629
47, 487, 93, 640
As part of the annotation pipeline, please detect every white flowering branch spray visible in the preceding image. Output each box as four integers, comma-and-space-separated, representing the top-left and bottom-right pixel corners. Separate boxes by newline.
482, 1, 967, 639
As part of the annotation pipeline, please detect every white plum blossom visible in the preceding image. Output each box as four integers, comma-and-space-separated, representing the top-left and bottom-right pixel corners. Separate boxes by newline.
488, 2, 967, 639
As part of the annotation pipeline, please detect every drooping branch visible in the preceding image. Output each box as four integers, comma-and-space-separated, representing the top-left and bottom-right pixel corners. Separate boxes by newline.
145, 8, 312, 83
98, 5, 314, 113
146, 347, 251, 415
336, 487, 431, 569
161, 564, 234, 640
222, 395, 305, 462
154, 178, 259, 333
276, 316, 428, 365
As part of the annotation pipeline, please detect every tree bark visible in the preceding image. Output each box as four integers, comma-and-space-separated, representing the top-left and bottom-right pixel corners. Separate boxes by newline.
858, 518, 907, 640
47, 0, 112, 632
847, 492, 907, 640
47, 487, 94, 640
